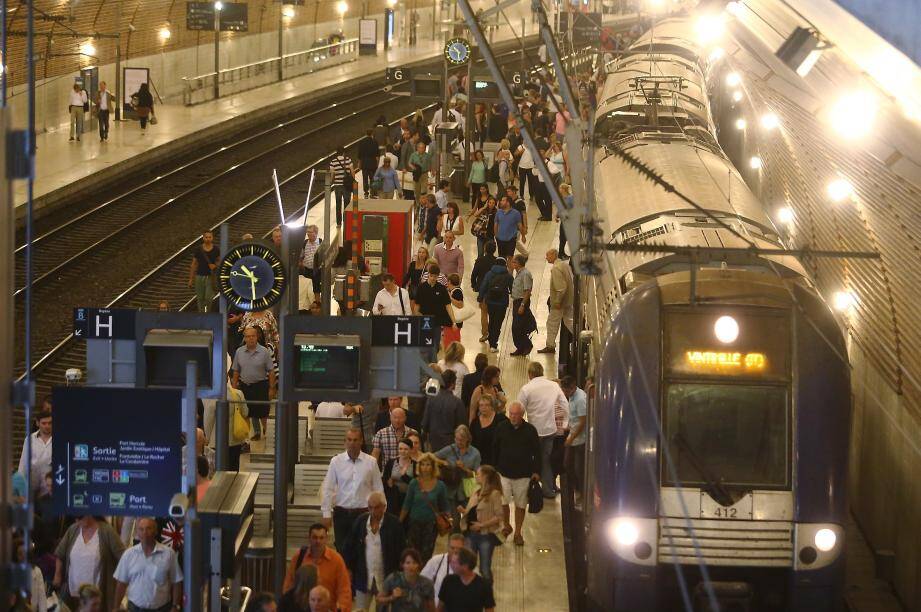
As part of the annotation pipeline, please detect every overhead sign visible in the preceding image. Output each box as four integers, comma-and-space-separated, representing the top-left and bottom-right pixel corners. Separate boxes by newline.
559, 12, 602, 46
186, 1, 248, 31
73, 307, 137, 340
371, 316, 436, 347
186, 2, 215, 30
219, 2, 248, 32
386, 66, 411, 83
52, 387, 182, 517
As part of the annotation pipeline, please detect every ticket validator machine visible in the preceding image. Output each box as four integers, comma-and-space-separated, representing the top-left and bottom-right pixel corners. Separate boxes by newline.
344, 199, 415, 303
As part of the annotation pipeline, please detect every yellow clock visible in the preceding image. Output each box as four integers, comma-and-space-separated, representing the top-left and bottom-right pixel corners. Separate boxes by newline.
217, 242, 288, 311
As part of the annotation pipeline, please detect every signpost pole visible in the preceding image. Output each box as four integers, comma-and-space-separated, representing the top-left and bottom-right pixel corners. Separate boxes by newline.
214, 6, 221, 100
277, 2, 284, 83
322, 181, 333, 317
0, 107, 15, 607
215, 223, 230, 471
184, 361, 203, 612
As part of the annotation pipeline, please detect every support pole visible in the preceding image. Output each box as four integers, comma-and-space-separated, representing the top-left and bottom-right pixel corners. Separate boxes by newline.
277, 4, 284, 83
0, 104, 14, 608
272, 398, 289, 596
322, 181, 333, 316
184, 361, 202, 612
114, 37, 122, 121
215, 222, 230, 471
214, 9, 221, 100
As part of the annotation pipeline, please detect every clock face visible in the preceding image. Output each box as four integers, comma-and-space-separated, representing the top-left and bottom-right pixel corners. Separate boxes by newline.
444, 38, 471, 65
218, 242, 288, 311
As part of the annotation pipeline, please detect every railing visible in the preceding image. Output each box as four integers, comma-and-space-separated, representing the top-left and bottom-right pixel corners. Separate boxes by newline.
182, 37, 359, 106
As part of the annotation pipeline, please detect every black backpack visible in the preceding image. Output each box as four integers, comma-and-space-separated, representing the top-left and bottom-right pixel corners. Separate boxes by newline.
486, 270, 511, 301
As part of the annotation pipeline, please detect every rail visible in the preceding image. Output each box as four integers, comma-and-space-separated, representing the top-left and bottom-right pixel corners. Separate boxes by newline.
182, 37, 359, 106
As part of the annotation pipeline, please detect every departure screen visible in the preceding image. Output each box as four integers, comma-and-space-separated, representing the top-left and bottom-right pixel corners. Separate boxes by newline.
665, 309, 789, 380
295, 343, 360, 390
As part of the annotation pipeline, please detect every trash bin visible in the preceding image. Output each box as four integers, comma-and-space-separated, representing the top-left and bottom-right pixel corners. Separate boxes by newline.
242, 537, 275, 594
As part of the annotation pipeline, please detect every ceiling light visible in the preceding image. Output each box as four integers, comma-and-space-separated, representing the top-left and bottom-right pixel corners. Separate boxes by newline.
214, 1, 223, 10
749, 156, 763, 169
760, 113, 779, 130
694, 14, 726, 45
832, 291, 856, 312
282, 5, 295, 18
734, 117, 746, 130
777, 206, 794, 224
829, 90, 877, 140
159, 26, 172, 41
725, 72, 741, 87
708, 47, 724, 63
724, 1, 743, 16
714, 315, 739, 343
80, 41, 96, 57
796, 49, 822, 77
732, 90, 743, 102
826, 178, 854, 202
336, 0, 349, 14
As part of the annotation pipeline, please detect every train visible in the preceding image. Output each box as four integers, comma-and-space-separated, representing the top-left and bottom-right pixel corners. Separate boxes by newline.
573, 17, 851, 612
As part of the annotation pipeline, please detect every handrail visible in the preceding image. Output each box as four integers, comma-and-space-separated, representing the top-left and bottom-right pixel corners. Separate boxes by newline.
182, 37, 359, 83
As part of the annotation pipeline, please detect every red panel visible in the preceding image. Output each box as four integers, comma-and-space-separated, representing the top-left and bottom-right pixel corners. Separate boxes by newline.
343, 208, 413, 282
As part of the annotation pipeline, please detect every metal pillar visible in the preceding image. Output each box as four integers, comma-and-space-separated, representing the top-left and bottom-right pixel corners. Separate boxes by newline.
277, 4, 284, 82
215, 223, 230, 471
214, 8, 221, 100
322, 182, 333, 317
184, 361, 203, 612
0, 105, 14, 607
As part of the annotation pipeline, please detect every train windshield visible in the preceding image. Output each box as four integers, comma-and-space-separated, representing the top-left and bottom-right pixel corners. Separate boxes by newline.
664, 383, 789, 489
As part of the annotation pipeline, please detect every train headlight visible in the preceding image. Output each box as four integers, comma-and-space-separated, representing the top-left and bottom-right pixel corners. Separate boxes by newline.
814, 528, 837, 552
607, 518, 639, 546
714, 315, 739, 344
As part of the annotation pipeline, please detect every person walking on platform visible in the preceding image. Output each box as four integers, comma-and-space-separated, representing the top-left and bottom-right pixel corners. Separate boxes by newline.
493, 197, 523, 259
231, 327, 276, 441
372, 407, 418, 467
68, 83, 88, 141
372, 273, 412, 316
300, 224, 323, 297
95, 81, 114, 142
133, 83, 155, 133
518, 362, 568, 498
434, 231, 464, 279
409, 142, 432, 207
437, 547, 496, 611
282, 523, 352, 611
421, 370, 466, 453
399, 453, 450, 563
477, 258, 512, 353
412, 263, 456, 341
492, 402, 540, 547
358, 129, 380, 197
538, 248, 574, 356
342, 492, 404, 612
373, 157, 400, 199
112, 518, 182, 612
470, 243, 496, 339
509, 254, 536, 356
561, 375, 587, 495
189, 230, 219, 312
320, 428, 384, 549
329, 147, 354, 226
421, 534, 465, 608
419, 195, 441, 252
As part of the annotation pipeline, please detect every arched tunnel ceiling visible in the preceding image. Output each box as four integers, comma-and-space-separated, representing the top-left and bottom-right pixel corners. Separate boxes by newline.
717, 0, 921, 418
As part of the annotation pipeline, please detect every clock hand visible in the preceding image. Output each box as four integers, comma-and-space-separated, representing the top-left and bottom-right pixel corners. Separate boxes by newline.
250, 277, 257, 301
240, 264, 257, 279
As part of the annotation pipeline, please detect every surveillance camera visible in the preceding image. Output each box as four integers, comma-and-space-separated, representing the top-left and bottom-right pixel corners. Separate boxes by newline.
169, 493, 189, 519
425, 377, 440, 397
65, 368, 82, 384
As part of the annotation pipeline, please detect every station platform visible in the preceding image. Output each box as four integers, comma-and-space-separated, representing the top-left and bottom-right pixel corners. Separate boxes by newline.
23, 0, 536, 215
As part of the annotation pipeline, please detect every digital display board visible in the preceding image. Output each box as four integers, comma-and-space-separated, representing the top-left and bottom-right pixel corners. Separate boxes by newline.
665, 310, 789, 380
294, 335, 361, 390
471, 79, 500, 100
52, 387, 182, 516
412, 76, 443, 99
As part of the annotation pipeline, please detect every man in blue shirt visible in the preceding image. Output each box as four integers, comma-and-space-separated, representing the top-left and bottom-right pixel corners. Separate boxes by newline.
493, 196, 523, 259
561, 375, 587, 496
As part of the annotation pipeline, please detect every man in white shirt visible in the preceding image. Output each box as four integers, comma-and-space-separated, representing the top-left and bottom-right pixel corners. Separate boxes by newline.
433, 231, 464, 278
516, 143, 536, 202
372, 273, 411, 316
517, 361, 568, 498
434, 180, 450, 212
18, 410, 52, 495
68, 83, 88, 141
315, 401, 346, 418
421, 533, 465, 607
112, 517, 182, 612
95, 81, 115, 141
321, 428, 384, 548
300, 224, 323, 296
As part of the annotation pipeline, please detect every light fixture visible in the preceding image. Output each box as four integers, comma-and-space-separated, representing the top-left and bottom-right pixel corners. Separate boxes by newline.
694, 14, 726, 45
732, 90, 743, 102
725, 72, 741, 87
826, 178, 854, 202
814, 528, 837, 552
832, 290, 856, 312
386, 0, 397, 5
724, 1, 743, 16
336, 0, 349, 15
777, 206, 795, 224
708, 47, 724, 63
829, 90, 877, 140
159, 26, 172, 41
734, 117, 746, 130
749, 156, 763, 169
80, 40, 96, 57
760, 113, 779, 130
282, 5, 295, 18
606, 518, 639, 547
714, 315, 739, 344
214, 1, 223, 10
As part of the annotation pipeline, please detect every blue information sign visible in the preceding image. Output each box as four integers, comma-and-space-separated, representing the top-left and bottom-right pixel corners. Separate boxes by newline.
52, 387, 182, 517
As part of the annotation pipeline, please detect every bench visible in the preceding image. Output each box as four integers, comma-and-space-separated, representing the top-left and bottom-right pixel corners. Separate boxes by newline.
291, 463, 328, 510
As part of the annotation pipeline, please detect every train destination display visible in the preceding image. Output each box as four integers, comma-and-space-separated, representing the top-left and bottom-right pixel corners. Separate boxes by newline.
52, 387, 182, 516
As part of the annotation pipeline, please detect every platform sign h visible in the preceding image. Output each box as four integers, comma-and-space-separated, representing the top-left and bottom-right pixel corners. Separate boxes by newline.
73, 307, 136, 340
370, 315, 436, 347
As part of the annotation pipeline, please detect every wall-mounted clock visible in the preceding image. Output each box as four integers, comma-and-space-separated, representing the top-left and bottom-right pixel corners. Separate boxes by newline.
217, 242, 288, 311
444, 37, 471, 65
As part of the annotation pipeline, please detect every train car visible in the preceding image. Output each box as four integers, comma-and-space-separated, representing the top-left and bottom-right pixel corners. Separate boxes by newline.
577, 17, 850, 612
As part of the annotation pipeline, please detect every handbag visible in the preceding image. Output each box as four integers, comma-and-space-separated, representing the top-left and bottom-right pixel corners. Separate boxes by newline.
452, 299, 477, 323
231, 404, 249, 442
470, 213, 490, 238
426, 498, 453, 536
150, 113, 158, 125
82, 101, 89, 112
527, 479, 544, 514
462, 477, 477, 498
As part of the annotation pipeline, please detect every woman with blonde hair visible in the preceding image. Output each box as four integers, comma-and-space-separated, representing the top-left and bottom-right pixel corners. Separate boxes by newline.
400, 453, 450, 563
403, 246, 430, 299
458, 465, 505, 582
495, 139, 513, 191
437, 341, 468, 397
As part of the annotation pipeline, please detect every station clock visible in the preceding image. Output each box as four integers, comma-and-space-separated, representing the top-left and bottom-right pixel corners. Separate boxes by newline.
217, 242, 288, 311
444, 37, 471, 65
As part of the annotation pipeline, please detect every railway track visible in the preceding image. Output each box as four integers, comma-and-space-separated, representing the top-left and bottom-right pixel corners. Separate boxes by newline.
14, 43, 548, 428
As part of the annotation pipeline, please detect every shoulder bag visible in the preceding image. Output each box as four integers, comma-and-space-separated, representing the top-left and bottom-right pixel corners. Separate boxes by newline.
451, 291, 477, 323
426, 497, 454, 536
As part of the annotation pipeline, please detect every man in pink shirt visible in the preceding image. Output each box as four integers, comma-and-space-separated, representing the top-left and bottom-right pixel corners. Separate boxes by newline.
434, 230, 464, 278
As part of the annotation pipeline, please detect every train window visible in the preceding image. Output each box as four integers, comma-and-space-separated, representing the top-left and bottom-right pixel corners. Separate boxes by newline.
664, 309, 790, 381
663, 383, 789, 489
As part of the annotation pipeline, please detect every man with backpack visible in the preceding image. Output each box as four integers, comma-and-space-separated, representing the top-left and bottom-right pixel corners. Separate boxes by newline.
477, 257, 513, 353
281, 523, 352, 610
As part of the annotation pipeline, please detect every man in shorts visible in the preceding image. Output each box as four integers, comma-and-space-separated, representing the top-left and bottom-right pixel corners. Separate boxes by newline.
491, 402, 541, 546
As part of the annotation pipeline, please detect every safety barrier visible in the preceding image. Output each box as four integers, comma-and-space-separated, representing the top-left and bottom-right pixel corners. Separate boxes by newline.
182, 38, 359, 106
